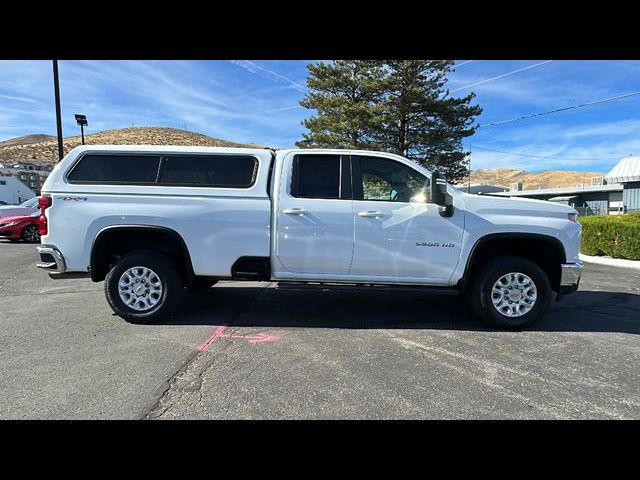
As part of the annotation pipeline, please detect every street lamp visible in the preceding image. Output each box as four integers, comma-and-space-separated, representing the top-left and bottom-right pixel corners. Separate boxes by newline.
75, 114, 88, 145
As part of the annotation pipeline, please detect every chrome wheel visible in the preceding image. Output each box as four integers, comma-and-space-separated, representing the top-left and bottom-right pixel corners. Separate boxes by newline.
23, 225, 40, 243
491, 272, 537, 318
118, 266, 163, 312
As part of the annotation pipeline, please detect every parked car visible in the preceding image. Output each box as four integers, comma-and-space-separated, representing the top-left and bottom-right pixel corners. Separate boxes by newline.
36, 145, 583, 329
0, 201, 8, 205
0, 197, 39, 219
0, 212, 41, 243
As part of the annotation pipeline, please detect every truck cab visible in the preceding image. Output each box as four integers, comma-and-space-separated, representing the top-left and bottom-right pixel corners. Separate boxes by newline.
36, 145, 583, 329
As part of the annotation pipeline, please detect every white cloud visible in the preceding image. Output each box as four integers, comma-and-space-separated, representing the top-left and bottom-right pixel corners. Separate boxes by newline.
450, 60, 553, 93
0, 60, 311, 146
230, 60, 306, 92
469, 132, 640, 173
2, 59, 638, 156
0, 93, 37, 103
254, 105, 302, 114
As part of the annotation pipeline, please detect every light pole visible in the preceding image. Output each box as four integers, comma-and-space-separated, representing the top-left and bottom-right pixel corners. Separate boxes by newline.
75, 114, 88, 144
52, 60, 64, 162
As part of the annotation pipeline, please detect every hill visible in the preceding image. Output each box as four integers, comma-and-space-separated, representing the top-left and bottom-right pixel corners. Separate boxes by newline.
0, 127, 265, 165
469, 168, 607, 190
0, 129, 607, 190
0, 134, 56, 147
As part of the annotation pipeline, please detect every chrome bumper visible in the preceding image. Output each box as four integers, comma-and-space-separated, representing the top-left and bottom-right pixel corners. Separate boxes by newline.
559, 261, 583, 296
36, 245, 67, 273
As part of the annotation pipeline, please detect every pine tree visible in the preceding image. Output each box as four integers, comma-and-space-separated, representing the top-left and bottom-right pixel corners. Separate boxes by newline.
298, 60, 482, 182
378, 60, 481, 182
296, 60, 387, 150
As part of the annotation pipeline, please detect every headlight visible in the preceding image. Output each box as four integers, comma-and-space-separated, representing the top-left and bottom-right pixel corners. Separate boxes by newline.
567, 213, 577, 222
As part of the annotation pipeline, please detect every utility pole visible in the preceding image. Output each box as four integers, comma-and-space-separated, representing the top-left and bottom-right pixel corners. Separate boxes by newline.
52, 60, 64, 162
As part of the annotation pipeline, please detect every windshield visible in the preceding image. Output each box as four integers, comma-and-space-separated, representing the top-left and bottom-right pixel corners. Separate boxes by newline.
20, 197, 38, 208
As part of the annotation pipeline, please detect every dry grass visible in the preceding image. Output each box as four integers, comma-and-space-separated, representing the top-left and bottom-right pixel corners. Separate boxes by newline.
470, 168, 607, 190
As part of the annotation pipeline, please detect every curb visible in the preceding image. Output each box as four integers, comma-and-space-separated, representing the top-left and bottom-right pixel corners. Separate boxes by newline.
579, 253, 640, 270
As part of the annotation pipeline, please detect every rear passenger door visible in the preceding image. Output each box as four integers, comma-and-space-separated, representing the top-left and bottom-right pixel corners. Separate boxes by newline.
274, 153, 354, 275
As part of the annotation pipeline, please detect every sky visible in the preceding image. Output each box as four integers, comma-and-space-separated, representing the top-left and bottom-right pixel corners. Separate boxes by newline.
0, 59, 639, 173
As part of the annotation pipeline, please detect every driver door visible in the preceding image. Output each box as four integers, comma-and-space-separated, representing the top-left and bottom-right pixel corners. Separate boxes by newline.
349, 155, 464, 283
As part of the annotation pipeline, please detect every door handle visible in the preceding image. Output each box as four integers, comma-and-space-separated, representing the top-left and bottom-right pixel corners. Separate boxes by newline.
358, 210, 385, 218
283, 208, 307, 215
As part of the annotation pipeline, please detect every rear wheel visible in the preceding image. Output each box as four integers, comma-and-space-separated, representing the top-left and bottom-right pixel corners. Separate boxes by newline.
21, 224, 40, 243
470, 256, 552, 330
105, 251, 184, 324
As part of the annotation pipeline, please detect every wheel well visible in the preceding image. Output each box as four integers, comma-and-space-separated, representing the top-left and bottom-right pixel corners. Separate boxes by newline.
460, 234, 565, 293
90, 226, 194, 284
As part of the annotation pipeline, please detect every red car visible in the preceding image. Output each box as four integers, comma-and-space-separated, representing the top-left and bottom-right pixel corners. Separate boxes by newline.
0, 213, 41, 243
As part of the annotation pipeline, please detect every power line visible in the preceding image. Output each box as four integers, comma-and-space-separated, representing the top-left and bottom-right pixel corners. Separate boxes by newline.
450, 60, 552, 93
479, 91, 640, 128
467, 144, 609, 162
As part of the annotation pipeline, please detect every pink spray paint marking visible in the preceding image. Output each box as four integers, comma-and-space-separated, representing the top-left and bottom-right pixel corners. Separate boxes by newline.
196, 327, 280, 352
219, 332, 280, 344
196, 326, 228, 352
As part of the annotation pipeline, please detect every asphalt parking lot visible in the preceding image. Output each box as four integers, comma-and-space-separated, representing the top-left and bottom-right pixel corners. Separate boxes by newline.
1, 239, 639, 419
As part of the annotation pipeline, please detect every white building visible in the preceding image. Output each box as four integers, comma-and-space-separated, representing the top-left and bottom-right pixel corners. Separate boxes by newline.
0, 162, 53, 194
605, 155, 640, 213
0, 176, 36, 205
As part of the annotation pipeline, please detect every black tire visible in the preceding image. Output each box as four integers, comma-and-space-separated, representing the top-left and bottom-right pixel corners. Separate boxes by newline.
104, 251, 184, 324
470, 255, 552, 330
188, 278, 218, 293
21, 224, 41, 243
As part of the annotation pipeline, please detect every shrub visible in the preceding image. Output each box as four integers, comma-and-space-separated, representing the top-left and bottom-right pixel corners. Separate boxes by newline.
580, 213, 640, 260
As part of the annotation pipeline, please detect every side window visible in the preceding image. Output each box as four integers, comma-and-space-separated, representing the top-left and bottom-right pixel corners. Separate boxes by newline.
291, 155, 344, 199
355, 156, 430, 203
68, 155, 161, 184
159, 155, 257, 188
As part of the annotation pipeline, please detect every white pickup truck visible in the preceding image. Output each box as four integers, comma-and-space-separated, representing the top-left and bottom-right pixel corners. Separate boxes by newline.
35, 145, 583, 329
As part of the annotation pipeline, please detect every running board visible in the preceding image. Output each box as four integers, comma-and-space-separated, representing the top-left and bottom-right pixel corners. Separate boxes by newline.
275, 282, 459, 295
47, 272, 91, 280
234, 271, 263, 279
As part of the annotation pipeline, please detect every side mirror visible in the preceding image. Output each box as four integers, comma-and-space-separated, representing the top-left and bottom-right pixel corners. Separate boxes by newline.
431, 170, 454, 217
432, 170, 447, 206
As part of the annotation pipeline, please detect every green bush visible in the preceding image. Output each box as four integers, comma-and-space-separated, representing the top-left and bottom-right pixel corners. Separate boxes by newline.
580, 212, 640, 260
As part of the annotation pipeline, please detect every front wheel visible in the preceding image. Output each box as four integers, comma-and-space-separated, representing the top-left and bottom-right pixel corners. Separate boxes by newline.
470, 256, 552, 330
105, 251, 184, 324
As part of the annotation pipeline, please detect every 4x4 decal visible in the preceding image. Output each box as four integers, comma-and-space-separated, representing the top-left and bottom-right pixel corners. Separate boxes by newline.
58, 196, 88, 202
